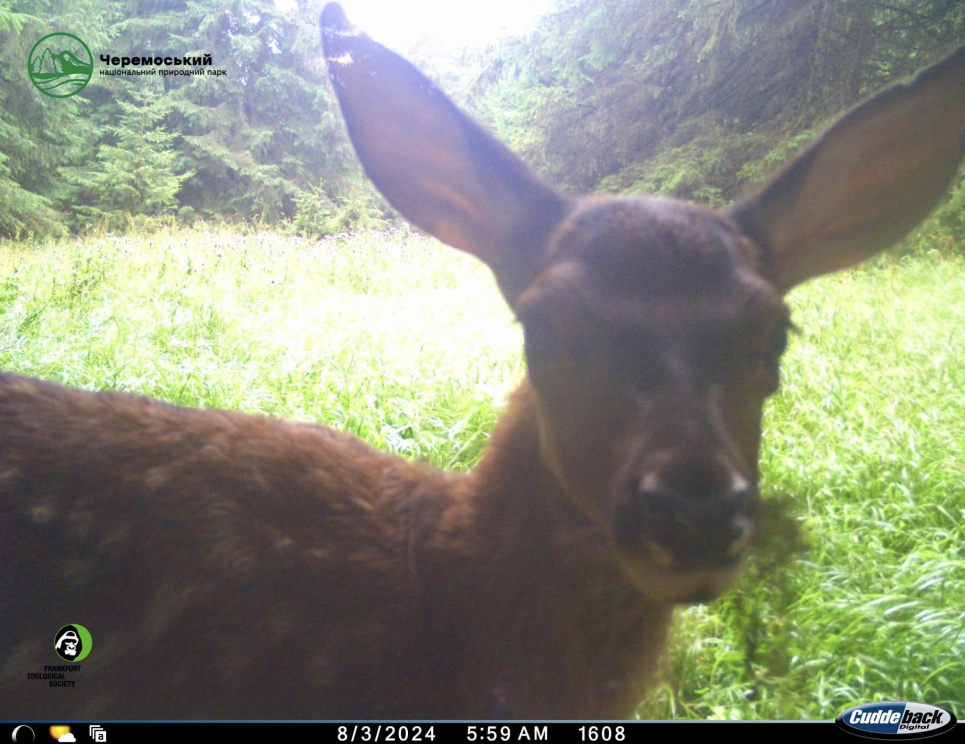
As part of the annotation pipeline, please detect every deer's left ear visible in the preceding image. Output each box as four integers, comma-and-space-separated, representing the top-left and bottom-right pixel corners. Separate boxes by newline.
728, 44, 965, 294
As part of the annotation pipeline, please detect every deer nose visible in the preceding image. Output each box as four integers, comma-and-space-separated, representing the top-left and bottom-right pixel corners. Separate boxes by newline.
613, 453, 758, 569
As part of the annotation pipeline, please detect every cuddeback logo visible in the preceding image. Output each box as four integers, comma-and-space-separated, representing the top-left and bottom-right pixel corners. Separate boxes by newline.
836, 702, 957, 739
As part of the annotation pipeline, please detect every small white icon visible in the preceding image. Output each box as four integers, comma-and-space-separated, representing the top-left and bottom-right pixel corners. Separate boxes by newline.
88, 727, 106, 744
58, 735, 75, 743
11, 726, 35, 743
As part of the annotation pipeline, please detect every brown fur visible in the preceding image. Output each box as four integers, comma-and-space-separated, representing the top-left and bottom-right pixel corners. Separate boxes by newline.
1, 5, 963, 719
0, 371, 669, 718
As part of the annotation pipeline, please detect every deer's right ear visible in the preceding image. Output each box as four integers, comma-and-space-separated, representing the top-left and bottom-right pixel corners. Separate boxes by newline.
729, 44, 965, 294
321, 3, 569, 306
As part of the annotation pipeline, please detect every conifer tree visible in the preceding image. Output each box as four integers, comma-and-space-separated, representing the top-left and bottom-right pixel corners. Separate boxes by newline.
64, 82, 191, 229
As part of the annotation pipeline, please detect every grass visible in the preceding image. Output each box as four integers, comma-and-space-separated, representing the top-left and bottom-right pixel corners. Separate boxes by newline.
1, 228, 963, 720
0, 228, 521, 468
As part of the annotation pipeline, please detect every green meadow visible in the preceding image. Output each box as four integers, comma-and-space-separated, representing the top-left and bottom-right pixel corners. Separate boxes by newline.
1, 228, 962, 720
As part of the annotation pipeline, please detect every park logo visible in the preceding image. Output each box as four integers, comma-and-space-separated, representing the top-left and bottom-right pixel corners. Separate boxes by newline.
28, 32, 93, 98
835, 701, 957, 739
54, 623, 93, 662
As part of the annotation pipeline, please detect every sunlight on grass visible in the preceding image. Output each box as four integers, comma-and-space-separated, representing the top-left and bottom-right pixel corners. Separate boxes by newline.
0, 229, 523, 469
1, 229, 962, 719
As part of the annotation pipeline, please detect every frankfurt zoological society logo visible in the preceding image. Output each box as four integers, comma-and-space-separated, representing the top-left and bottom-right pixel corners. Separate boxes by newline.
54, 624, 93, 662
28, 32, 93, 98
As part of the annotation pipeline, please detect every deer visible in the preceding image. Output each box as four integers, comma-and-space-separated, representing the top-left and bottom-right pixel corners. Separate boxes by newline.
1, 2, 963, 720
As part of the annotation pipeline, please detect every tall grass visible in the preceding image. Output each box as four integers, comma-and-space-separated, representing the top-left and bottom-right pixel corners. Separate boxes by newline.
0, 229, 521, 468
1, 229, 962, 720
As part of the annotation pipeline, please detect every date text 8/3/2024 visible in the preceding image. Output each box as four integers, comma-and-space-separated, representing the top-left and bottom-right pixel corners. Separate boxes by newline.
334, 725, 631, 742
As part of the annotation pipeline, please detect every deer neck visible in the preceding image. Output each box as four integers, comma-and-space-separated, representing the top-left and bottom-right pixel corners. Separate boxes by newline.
417, 378, 674, 717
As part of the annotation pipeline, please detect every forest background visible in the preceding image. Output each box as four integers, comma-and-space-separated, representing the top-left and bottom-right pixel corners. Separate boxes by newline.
1, 0, 963, 247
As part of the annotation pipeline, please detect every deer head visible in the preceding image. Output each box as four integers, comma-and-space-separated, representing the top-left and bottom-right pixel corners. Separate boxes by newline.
321, 4, 964, 605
